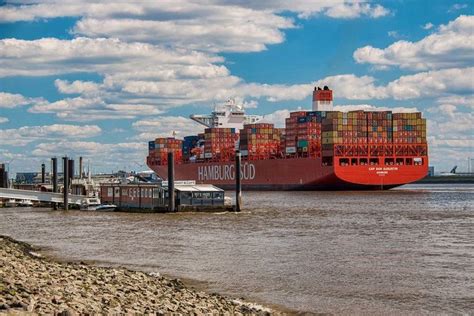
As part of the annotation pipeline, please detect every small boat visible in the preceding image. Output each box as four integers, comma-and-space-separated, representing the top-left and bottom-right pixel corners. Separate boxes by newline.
4, 199, 18, 207
18, 199, 34, 207
80, 197, 117, 211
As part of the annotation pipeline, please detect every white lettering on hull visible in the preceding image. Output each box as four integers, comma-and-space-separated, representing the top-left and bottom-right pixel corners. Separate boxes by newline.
197, 163, 256, 181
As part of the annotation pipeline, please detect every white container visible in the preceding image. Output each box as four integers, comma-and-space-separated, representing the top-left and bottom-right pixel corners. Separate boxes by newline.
286, 146, 296, 154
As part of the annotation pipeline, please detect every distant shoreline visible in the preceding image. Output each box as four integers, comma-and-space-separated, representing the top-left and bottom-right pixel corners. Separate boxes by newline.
0, 235, 279, 315
414, 176, 474, 184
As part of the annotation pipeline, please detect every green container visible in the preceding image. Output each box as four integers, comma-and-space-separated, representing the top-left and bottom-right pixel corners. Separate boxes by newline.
297, 140, 308, 148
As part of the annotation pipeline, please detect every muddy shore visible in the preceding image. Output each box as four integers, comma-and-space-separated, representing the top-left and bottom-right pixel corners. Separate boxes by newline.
0, 235, 280, 315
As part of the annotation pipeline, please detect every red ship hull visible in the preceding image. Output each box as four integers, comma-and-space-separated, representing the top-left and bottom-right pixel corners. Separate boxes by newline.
147, 156, 428, 190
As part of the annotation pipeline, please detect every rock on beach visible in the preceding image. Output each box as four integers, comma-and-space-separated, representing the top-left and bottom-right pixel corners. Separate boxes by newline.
0, 235, 275, 315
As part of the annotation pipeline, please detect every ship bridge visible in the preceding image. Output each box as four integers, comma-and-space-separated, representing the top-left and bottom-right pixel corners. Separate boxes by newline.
190, 99, 262, 129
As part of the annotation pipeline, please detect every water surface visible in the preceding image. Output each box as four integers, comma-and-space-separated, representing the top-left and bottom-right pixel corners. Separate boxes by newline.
1, 184, 473, 314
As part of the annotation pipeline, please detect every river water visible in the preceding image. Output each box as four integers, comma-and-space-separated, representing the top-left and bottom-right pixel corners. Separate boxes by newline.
1, 184, 473, 314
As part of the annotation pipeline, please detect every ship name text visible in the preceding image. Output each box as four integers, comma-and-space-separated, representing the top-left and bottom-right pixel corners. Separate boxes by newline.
198, 163, 256, 181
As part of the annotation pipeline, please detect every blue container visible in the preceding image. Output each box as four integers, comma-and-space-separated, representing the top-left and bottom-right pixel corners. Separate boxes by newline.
148, 141, 155, 150
298, 117, 308, 123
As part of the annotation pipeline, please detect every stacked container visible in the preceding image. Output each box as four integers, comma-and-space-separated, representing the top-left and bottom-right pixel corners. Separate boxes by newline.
204, 128, 238, 160
367, 111, 393, 144
392, 113, 426, 144
182, 135, 200, 158
240, 123, 281, 158
148, 138, 183, 164
285, 111, 323, 155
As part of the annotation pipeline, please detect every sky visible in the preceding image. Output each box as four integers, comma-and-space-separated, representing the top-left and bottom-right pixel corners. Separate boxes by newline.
0, 0, 473, 176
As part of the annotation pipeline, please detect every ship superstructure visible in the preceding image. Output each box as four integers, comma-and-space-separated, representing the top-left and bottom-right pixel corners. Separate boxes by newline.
190, 99, 262, 129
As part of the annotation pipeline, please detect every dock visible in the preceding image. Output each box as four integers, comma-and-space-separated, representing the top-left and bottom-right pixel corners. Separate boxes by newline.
0, 188, 84, 205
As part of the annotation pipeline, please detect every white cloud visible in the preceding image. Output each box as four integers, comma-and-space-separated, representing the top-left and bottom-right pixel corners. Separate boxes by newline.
0, 92, 44, 108
260, 109, 291, 128
325, 2, 389, 19
0, 117, 9, 123
73, 14, 293, 53
333, 104, 418, 112
55, 79, 100, 94
354, 15, 474, 70
31, 141, 148, 172
0, 1, 390, 53
132, 116, 203, 140
436, 95, 474, 108
422, 22, 434, 30
449, 4, 468, 12
29, 96, 164, 121
0, 124, 102, 146
384, 67, 474, 99
0, 37, 220, 78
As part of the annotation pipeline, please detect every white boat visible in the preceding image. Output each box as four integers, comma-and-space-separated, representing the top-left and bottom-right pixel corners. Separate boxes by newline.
18, 199, 34, 207
80, 197, 117, 211
4, 199, 18, 207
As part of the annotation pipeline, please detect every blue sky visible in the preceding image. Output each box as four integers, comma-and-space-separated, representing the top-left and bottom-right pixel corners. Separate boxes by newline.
0, 1, 473, 175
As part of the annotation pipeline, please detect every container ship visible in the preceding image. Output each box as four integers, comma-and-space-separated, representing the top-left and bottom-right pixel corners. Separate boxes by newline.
146, 87, 428, 190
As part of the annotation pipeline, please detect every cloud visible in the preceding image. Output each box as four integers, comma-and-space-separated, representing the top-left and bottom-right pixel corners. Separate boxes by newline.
0, 1, 390, 53
73, 13, 294, 53
436, 95, 474, 108
449, 4, 468, 12
0, 92, 44, 108
55, 79, 100, 95
422, 22, 434, 30
333, 104, 419, 112
31, 141, 149, 172
324, 2, 389, 19
354, 15, 474, 70
0, 117, 9, 123
0, 124, 102, 146
28, 96, 164, 121
132, 116, 203, 140
260, 109, 291, 127
0, 37, 221, 78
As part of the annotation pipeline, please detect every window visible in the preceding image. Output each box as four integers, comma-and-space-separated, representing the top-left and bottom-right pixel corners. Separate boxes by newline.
360, 158, 368, 165
322, 156, 333, 166
369, 158, 379, 165
107, 187, 113, 197
193, 192, 203, 199
213, 192, 224, 199
351, 158, 358, 166
339, 158, 350, 166
414, 157, 423, 166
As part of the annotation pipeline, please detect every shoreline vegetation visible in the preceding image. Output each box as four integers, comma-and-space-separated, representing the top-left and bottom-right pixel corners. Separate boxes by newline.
0, 235, 278, 315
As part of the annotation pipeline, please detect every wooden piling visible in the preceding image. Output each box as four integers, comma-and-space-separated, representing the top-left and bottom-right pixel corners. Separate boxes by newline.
41, 163, 45, 183
235, 150, 242, 212
63, 156, 69, 211
52, 158, 58, 210
167, 152, 175, 212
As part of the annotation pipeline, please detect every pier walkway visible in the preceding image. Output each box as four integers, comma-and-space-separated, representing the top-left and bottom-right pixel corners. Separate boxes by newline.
0, 188, 84, 205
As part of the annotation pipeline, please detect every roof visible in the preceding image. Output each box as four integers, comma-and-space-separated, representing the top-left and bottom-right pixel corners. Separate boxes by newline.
174, 184, 223, 192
